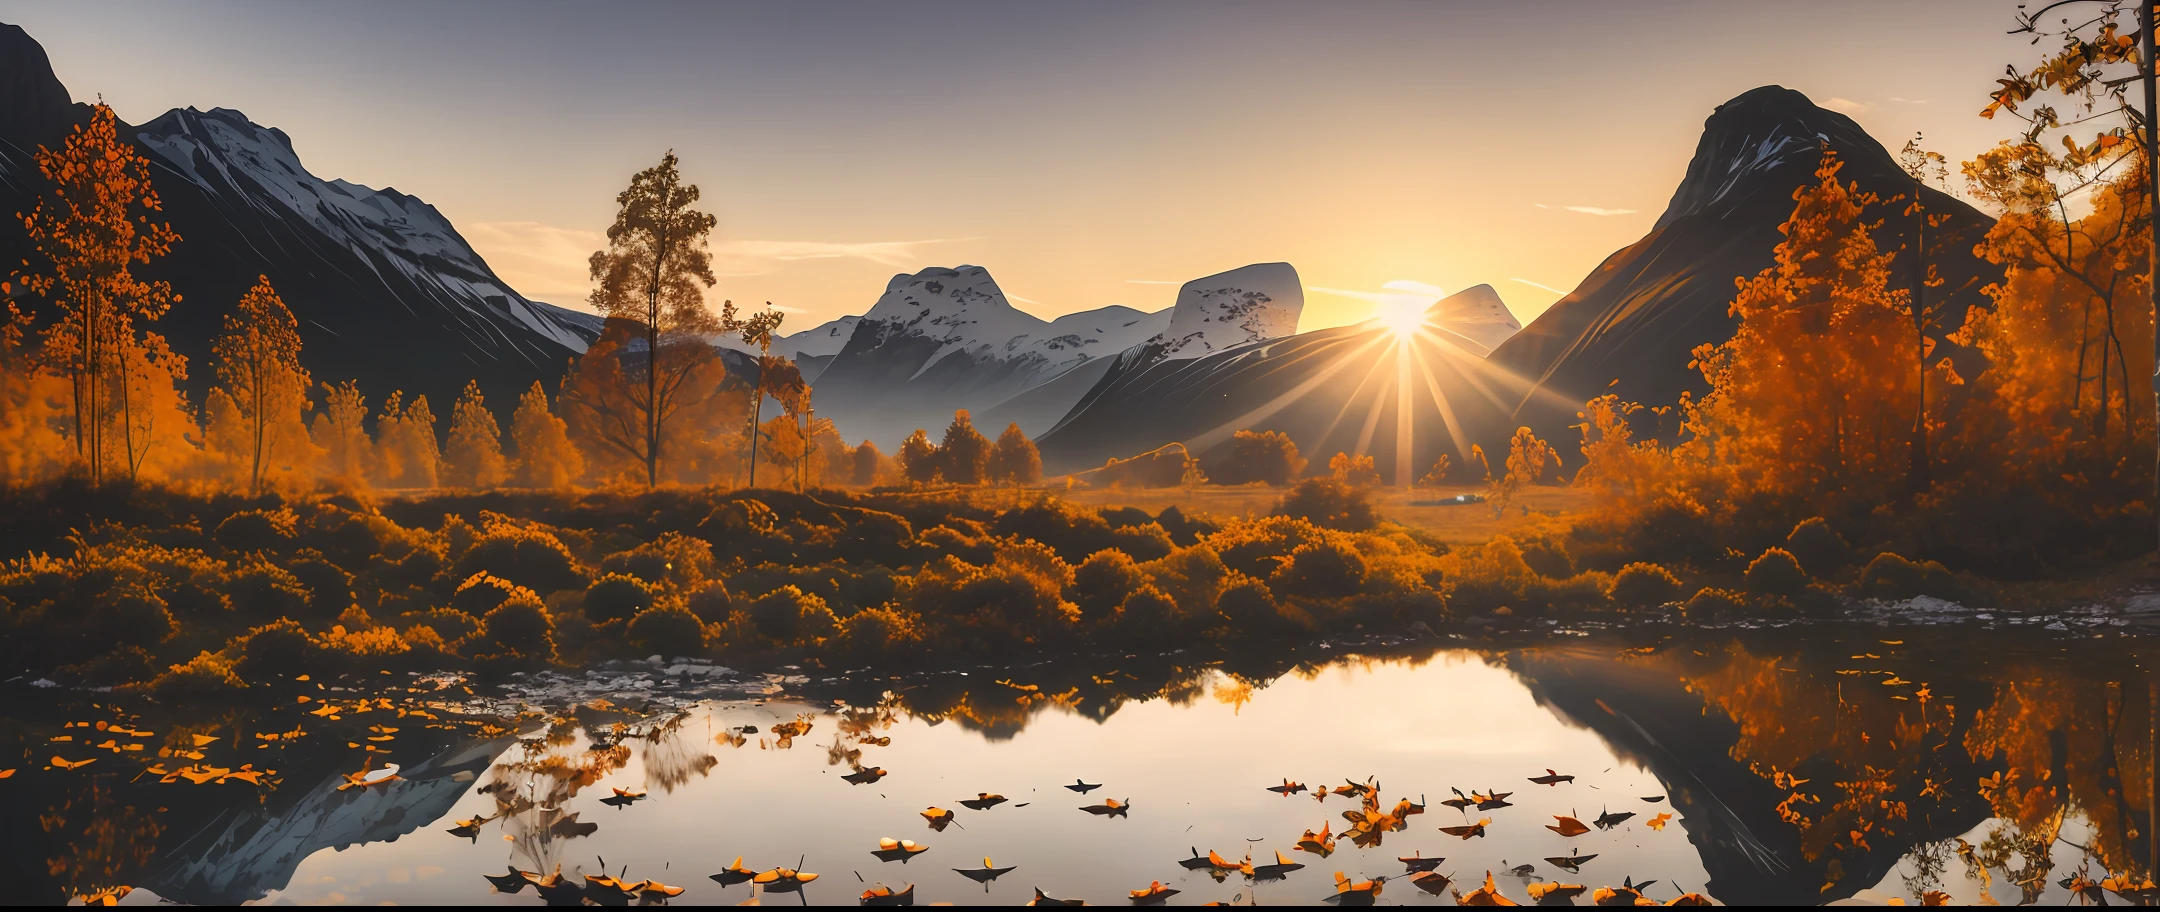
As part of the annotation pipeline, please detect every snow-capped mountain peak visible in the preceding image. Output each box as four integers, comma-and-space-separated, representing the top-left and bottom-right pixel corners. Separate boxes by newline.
131, 106, 594, 354
1152, 262, 1304, 360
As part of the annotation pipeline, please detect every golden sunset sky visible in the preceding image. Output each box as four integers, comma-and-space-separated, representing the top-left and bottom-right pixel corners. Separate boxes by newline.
1, 0, 2037, 332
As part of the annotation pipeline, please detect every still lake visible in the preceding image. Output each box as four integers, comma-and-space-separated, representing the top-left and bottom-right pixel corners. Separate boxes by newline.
11, 614, 2156, 906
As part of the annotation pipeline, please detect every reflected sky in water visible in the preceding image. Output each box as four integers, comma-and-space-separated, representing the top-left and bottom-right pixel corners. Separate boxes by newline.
258, 655, 1705, 906
21, 626, 2154, 907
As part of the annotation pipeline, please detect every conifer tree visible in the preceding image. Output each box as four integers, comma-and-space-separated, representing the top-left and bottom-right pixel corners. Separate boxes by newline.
443, 380, 507, 488
898, 429, 939, 485
937, 410, 992, 485
511, 381, 583, 489
850, 439, 883, 486
986, 422, 1042, 484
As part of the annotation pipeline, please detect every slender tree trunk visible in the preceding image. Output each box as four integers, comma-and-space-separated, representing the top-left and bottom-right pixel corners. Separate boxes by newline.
643, 227, 671, 491
2145, 0, 2159, 560
746, 352, 764, 489
1910, 179, 1930, 496
252, 354, 268, 495
118, 339, 139, 483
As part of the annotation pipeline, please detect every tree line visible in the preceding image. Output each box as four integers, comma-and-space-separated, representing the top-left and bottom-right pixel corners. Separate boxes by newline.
0, 114, 915, 494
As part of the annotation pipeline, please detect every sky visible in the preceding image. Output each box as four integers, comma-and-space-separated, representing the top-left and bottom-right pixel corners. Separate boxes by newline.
0, 0, 2040, 333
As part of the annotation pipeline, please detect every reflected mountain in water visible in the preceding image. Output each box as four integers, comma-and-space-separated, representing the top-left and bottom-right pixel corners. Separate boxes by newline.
143, 737, 514, 904
4, 626, 2152, 905
1510, 645, 1991, 904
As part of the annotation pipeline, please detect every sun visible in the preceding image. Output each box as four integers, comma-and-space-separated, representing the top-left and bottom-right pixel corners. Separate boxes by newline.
1375, 298, 1429, 339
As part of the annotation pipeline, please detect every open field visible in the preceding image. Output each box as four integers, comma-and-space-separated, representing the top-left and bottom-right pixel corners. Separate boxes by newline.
1046, 482, 1594, 544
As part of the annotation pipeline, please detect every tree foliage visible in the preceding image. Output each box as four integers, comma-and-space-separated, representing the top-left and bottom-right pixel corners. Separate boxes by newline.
210, 277, 313, 495
9, 102, 184, 485
1211, 429, 1305, 486
511, 381, 583, 489
443, 380, 507, 489
986, 422, 1042, 485
573, 151, 723, 489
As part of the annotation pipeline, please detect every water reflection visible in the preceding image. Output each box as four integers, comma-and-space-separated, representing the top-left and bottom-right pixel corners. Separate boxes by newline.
1, 624, 2151, 905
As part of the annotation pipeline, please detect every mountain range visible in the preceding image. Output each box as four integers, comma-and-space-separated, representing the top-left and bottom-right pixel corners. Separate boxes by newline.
0, 20, 2000, 480
1038, 87, 2001, 476
0, 23, 597, 418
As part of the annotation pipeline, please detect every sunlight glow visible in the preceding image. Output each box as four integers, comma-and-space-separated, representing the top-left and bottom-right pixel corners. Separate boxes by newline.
1375, 299, 1431, 338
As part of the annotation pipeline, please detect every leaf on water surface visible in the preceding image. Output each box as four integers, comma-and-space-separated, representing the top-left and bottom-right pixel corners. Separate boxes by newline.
1454, 871, 1517, 906
1439, 817, 1491, 839
1129, 880, 1179, 903
1526, 881, 1584, 901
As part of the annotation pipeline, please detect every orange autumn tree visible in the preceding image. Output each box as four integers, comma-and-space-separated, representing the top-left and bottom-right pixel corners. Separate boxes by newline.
442, 380, 507, 488
10, 102, 185, 484
1683, 150, 1917, 521
208, 276, 315, 494
1944, 138, 2153, 528
574, 151, 724, 489
510, 381, 583, 489
311, 380, 370, 489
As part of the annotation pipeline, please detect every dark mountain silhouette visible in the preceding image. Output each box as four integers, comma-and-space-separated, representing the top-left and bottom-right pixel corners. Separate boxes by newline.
0, 22, 598, 418
1480, 85, 1999, 448
1038, 87, 1999, 477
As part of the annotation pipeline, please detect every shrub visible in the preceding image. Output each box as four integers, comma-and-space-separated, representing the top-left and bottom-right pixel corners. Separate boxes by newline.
1682, 587, 1744, 621
1270, 540, 1369, 600
88, 576, 176, 652
1517, 533, 1575, 579
1110, 523, 1175, 562
1208, 429, 1305, 486
1147, 544, 1230, 615
1071, 549, 1147, 625
686, 580, 734, 624
1744, 548, 1809, 596
453, 523, 587, 594
1438, 535, 1538, 615
599, 531, 714, 592
1785, 517, 1853, 576
1859, 552, 1959, 601
1113, 584, 1189, 643
234, 618, 322, 681
583, 573, 654, 625
215, 508, 296, 554
402, 606, 481, 644
224, 558, 312, 624
1608, 562, 1684, 607
1155, 506, 1217, 545
920, 525, 993, 565
627, 604, 705, 658
452, 572, 538, 616
896, 542, 1077, 648
287, 554, 354, 620
388, 543, 447, 592
991, 500, 1116, 562
833, 606, 925, 666
748, 586, 838, 646
146, 651, 246, 699
1214, 574, 1290, 636
475, 594, 557, 663
1205, 515, 1331, 578
1273, 478, 1378, 532
320, 625, 411, 670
